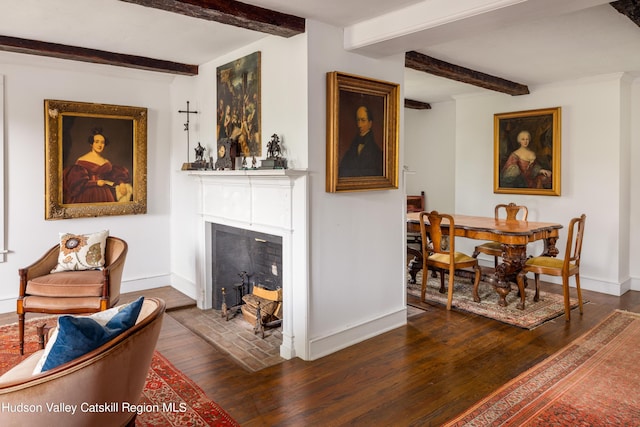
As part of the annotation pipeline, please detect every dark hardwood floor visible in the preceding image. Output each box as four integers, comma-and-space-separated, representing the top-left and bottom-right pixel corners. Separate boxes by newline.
154, 283, 640, 426
4, 284, 640, 426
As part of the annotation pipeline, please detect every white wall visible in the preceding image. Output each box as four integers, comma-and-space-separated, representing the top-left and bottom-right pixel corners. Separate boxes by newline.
406, 73, 639, 295
404, 101, 456, 213
305, 21, 407, 359
631, 78, 640, 290
618, 75, 632, 287
0, 52, 174, 313
0, 74, 5, 263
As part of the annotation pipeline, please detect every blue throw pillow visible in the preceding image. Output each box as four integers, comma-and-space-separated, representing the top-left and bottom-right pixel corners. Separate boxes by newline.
41, 297, 144, 372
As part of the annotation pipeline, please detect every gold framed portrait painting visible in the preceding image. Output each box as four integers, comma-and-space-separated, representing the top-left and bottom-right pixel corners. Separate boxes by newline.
494, 107, 561, 196
44, 100, 147, 220
326, 72, 399, 193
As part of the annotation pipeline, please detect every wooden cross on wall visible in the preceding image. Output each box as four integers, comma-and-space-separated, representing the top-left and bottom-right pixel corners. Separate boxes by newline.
178, 101, 198, 162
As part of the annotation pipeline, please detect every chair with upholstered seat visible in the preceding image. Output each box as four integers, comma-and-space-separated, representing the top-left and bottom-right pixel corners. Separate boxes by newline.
516, 214, 586, 321
407, 191, 426, 283
407, 191, 426, 245
407, 191, 425, 213
472, 203, 528, 267
419, 211, 481, 310
17, 235, 127, 355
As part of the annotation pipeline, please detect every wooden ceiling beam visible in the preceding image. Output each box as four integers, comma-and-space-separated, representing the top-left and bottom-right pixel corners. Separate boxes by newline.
120, 0, 305, 38
0, 35, 198, 75
0, 1, 306, 74
611, 0, 640, 27
405, 51, 529, 96
405, 99, 432, 110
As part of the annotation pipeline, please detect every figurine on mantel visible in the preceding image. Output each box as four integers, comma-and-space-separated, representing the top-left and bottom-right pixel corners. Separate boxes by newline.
193, 142, 208, 169
267, 134, 281, 158
260, 133, 287, 169
195, 142, 205, 162
183, 141, 209, 170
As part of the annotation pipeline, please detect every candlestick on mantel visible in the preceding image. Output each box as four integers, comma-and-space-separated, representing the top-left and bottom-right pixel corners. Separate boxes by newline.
178, 101, 199, 170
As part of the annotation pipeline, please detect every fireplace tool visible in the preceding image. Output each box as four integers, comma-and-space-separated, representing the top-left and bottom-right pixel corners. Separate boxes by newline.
221, 271, 250, 321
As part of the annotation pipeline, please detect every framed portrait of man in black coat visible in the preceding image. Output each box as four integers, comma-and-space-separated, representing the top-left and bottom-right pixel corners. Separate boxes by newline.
326, 72, 399, 193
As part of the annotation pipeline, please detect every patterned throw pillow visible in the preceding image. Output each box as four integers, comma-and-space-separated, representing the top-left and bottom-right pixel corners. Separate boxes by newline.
50, 230, 109, 273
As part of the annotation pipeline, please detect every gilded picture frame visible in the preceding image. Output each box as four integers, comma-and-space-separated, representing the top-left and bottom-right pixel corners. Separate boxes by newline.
326, 71, 399, 193
45, 99, 147, 219
494, 107, 561, 196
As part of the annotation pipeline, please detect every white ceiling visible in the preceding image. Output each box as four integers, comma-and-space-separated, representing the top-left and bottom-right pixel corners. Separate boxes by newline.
1, 0, 639, 103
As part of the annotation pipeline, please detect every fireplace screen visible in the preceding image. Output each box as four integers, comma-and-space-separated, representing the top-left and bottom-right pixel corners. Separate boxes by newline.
210, 223, 282, 309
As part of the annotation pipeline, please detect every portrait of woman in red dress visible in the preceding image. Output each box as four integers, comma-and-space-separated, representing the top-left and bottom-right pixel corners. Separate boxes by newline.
63, 127, 133, 204
494, 107, 560, 196
500, 130, 552, 189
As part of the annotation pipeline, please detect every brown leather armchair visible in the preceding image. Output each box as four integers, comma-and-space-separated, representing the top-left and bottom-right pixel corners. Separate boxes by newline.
17, 236, 128, 354
0, 297, 165, 427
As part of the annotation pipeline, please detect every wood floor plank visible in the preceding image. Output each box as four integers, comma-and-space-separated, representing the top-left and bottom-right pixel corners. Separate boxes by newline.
2, 283, 638, 425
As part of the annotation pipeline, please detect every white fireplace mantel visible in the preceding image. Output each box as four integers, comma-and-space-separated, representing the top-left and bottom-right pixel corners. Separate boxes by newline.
189, 169, 307, 178
190, 169, 309, 360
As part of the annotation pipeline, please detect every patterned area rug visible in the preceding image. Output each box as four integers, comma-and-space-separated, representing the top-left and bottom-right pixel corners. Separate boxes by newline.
137, 352, 238, 426
408, 272, 580, 329
444, 310, 640, 426
0, 317, 239, 427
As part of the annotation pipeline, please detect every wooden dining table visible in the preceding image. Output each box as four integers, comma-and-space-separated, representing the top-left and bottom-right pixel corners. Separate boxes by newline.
407, 212, 563, 309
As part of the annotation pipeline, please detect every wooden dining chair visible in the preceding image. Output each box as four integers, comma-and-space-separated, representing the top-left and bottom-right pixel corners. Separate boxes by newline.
472, 203, 528, 267
516, 214, 586, 320
407, 191, 426, 283
419, 211, 481, 310
407, 191, 426, 244
407, 191, 425, 213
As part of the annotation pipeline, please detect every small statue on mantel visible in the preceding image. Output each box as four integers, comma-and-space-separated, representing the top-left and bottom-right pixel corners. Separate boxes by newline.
266, 134, 282, 159
182, 141, 208, 170
251, 156, 257, 169
194, 142, 205, 162
261, 133, 287, 169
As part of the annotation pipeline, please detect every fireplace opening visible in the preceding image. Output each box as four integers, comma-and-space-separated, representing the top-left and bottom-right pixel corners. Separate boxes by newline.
210, 223, 282, 310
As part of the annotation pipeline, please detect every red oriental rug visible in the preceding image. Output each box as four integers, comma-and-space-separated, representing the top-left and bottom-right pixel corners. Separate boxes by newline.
0, 317, 239, 427
444, 309, 640, 426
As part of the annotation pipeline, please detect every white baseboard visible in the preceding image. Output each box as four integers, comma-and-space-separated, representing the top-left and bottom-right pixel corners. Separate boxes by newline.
170, 273, 198, 301
120, 273, 197, 300
307, 308, 407, 361
0, 298, 15, 315
121, 274, 172, 294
